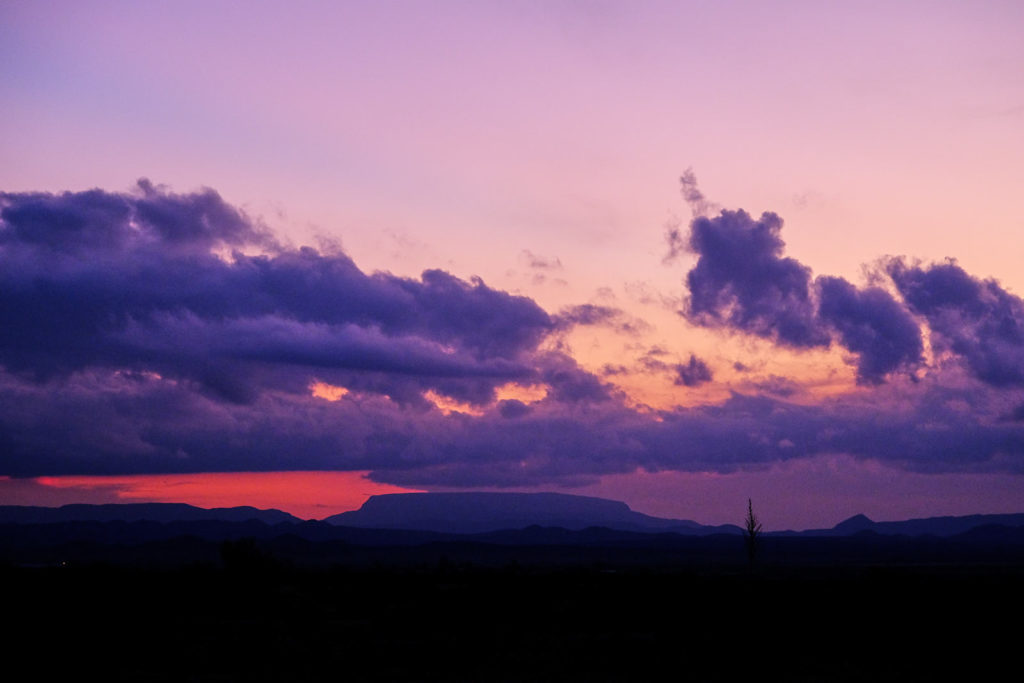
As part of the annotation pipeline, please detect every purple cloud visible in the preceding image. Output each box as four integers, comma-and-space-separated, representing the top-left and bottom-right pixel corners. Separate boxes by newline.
0, 179, 270, 254
3, 360, 1022, 482
552, 303, 649, 336
537, 352, 615, 404
746, 374, 801, 398
2, 180, 1023, 488
679, 203, 924, 384
674, 354, 713, 387
520, 249, 563, 270
816, 275, 923, 384
888, 258, 1024, 387
553, 304, 621, 328
0, 182, 552, 405
685, 209, 829, 348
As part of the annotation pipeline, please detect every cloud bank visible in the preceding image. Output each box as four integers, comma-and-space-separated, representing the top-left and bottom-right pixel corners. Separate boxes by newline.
0, 181, 552, 406
2, 180, 1023, 485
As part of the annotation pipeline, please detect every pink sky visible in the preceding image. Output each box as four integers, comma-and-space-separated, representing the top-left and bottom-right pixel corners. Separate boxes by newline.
1, 1, 1023, 529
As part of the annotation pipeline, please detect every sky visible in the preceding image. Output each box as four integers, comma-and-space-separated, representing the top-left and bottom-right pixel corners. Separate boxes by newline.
1, 1, 1023, 529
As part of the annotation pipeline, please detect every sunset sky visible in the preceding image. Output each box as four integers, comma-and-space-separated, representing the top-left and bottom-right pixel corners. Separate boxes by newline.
2, 1, 1023, 529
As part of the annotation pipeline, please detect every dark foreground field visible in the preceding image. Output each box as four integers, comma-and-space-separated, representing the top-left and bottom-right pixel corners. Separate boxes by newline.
7, 561, 1020, 682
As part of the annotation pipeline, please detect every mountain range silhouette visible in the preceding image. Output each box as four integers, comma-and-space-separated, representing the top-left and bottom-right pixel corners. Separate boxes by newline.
4, 493, 1024, 569
4, 492, 1024, 537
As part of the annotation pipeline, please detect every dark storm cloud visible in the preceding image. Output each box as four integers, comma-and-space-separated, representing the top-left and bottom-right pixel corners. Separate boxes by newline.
888, 258, 1024, 387
674, 354, 713, 387
0, 182, 552, 404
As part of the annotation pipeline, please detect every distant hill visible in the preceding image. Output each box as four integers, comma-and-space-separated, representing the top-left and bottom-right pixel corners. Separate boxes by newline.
324, 492, 742, 535
0, 503, 301, 525
828, 512, 1024, 537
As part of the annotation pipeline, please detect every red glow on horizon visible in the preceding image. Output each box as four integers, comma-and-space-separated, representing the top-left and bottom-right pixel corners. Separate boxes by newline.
27, 471, 422, 520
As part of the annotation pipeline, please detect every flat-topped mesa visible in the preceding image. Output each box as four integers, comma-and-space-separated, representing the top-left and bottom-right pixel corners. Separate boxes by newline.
361, 492, 630, 516
324, 491, 727, 534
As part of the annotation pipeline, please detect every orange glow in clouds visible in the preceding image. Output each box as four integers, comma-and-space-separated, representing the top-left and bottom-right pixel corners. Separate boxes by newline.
33, 471, 421, 520
423, 383, 549, 416
495, 382, 547, 403
310, 378, 548, 414
310, 380, 349, 401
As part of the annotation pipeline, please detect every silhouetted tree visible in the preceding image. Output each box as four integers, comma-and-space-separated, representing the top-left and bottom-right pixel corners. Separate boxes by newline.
743, 498, 762, 571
